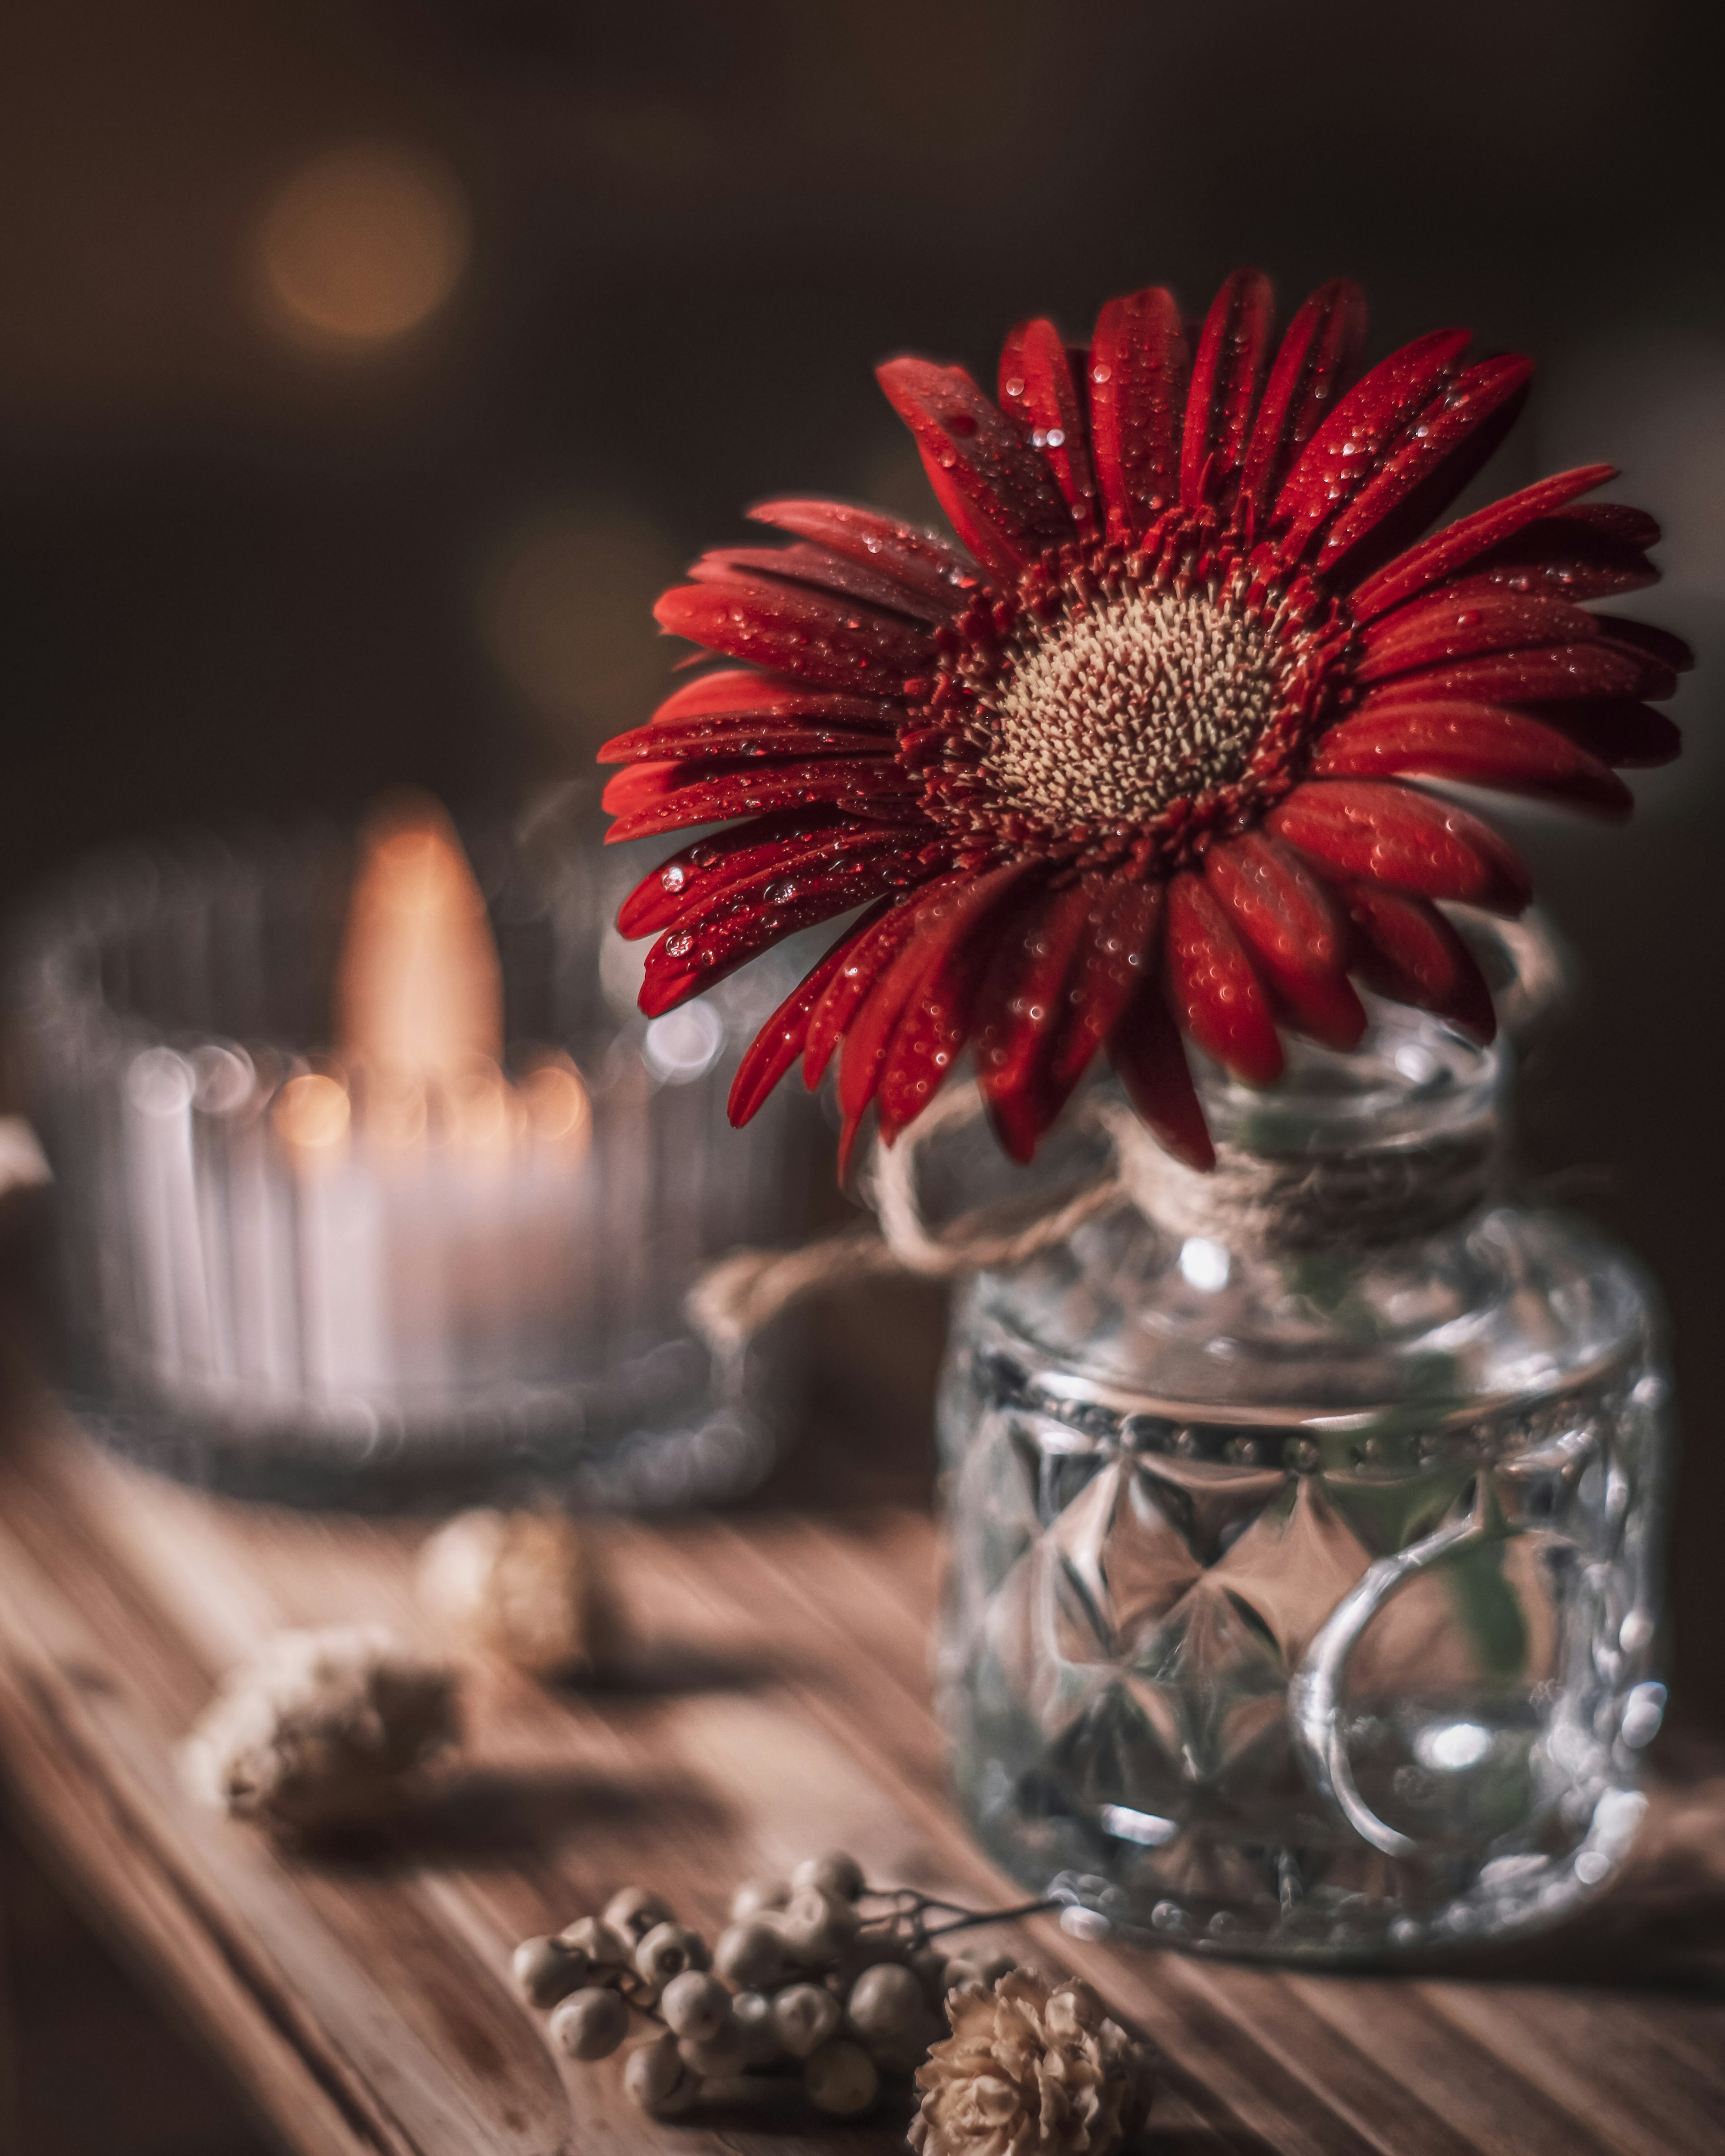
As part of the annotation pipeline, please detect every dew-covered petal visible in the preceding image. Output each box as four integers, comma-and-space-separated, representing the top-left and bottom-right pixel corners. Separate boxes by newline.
1088, 285, 1187, 542
618, 806, 854, 937
1108, 979, 1215, 1171
601, 717, 900, 765
1361, 639, 1673, 707
1163, 870, 1283, 1085
1268, 779, 1531, 916
654, 577, 935, 693
631, 821, 932, 943
638, 669, 901, 732
998, 317, 1100, 535
688, 542, 957, 626
1349, 465, 1619, 621
804, 879, 965, 1087
1181, 268, 1274, 511
1313, 705, 1632, 815
1355, 589, 1598, 684
1204, 834, 1366, 1049
876, 357, 1074, 581
729, 900, 899, 1127
837, 864, 1031, 1130
877, 868, 1047, 1141
747, 498, 977, 612
639, 852, 917, 1016
1237, 278, 1366, 521
1334, 879, 1496, 1043
1275, 328, 1473, 557
1318, 355, 1533, 583
602, 757, 920, 844
972, 879, 1101, 1162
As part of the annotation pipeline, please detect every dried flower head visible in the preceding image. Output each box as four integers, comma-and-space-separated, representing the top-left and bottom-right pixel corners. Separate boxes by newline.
181, 1625, 458, 1834
604, 270, 1685, 1174
909, 1970, 1155, 2156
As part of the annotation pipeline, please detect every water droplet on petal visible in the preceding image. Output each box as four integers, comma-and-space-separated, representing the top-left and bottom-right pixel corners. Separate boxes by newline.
1091, 363, 1112, 385
664, 931, 694, 958
661, 864, 687, 892
765, 879, 796, 904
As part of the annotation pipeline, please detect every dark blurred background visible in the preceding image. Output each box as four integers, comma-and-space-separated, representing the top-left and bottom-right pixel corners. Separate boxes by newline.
0, 17, 1722, 2132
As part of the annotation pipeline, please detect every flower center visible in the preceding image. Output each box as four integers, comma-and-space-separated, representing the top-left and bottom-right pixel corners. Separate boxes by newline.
912, 527, 1355, 873
981, 586, 1287, 826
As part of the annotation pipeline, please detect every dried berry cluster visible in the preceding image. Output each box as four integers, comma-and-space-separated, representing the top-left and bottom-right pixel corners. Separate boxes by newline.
511, 1852, 1028, 2121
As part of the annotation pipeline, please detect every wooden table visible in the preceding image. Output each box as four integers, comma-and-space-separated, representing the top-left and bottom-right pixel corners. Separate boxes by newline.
2, 1367, 1723, 2156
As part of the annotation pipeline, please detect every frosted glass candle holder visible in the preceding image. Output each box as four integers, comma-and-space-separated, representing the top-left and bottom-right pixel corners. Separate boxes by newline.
17, 805, 820, 1508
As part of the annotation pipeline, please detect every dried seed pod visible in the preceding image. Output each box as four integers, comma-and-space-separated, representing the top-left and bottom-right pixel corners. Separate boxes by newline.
559, 1914, 631, 1967
778, 1885, 859, 1963
623, 2032, 698, 2115
416, 1508, 619, 1678
635, 1920, 708, 1988
805, 2037, 880, 2117
773, 1982, 841, 2059
730, 1990, 783, 2068
606, 1886, 675, 1943
714, 1917, 789, 1993
661, 1970, 734, 2042
730, 1876, 791, 1922
511, 1935, 589, 2009
790, 1849, 867, 1902
679, 2019, 746, 2077
548, 1987, 629, 2061
848, 1961, 926, 2043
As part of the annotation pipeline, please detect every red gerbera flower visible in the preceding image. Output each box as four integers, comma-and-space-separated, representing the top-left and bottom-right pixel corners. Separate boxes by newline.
602, 269, 1686, 1173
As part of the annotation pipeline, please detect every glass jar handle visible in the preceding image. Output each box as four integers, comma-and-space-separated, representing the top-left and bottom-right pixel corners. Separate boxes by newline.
1288, 1510, 1492, 1859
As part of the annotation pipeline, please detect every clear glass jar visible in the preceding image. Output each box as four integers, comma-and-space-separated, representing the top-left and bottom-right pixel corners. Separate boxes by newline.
935, 978, 1671, 1962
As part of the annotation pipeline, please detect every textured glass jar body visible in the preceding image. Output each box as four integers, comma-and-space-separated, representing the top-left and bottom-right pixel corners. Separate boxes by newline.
936, 1008, 1670, 1962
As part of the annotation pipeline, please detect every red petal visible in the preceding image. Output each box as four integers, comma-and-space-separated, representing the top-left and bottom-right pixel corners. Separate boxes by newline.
1524, 698, 1681, 769
1164, 871, 1283, 1085
1336, 880, 1495, 1043
1276, 328, 1473, 556
1181, 268, 1274, 511
972, 879, 1100, 1162
1597, 616, 1695, 674
729, 900, 898, 1127
1360, 641, 1669, 706
876, 357, 1073, 581
838, 864, 1031, 1127
1088, 285, 1188, 542
998, 318, 1101, 536
640, 852, 916, 1016
627, 821, 929, 943
1431, 538, 1655, 607
602, 760, 919, 844
804, 880, 963, 1087
654, 578, 933, 693
600, 717, 896, 765
1205, 835, 1366, 1050
1349, 465, 1617, 622
1045, 879, 1165, 1103
1238, 277, 1367, 520
638, 669, 900, 731
619, 807, 850, 937
747, 499, 976, 612
876, 872, 1044, 1140
689, 543, 954, 626
1268, 780, 1531, 915
1356, 589, 1595, 684
1314, 705, 1632, 816
1109, 981, 1215, 1172
1317, 355, 1534, 581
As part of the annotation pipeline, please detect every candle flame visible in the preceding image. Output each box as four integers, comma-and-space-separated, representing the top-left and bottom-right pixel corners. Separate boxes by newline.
336, 796, 503, 1082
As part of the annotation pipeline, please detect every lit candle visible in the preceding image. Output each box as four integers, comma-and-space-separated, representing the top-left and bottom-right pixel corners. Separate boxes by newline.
273, 798, 592, 1411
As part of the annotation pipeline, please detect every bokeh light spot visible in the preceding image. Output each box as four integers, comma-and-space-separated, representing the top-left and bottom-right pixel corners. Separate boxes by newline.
252, 141, 470, 350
